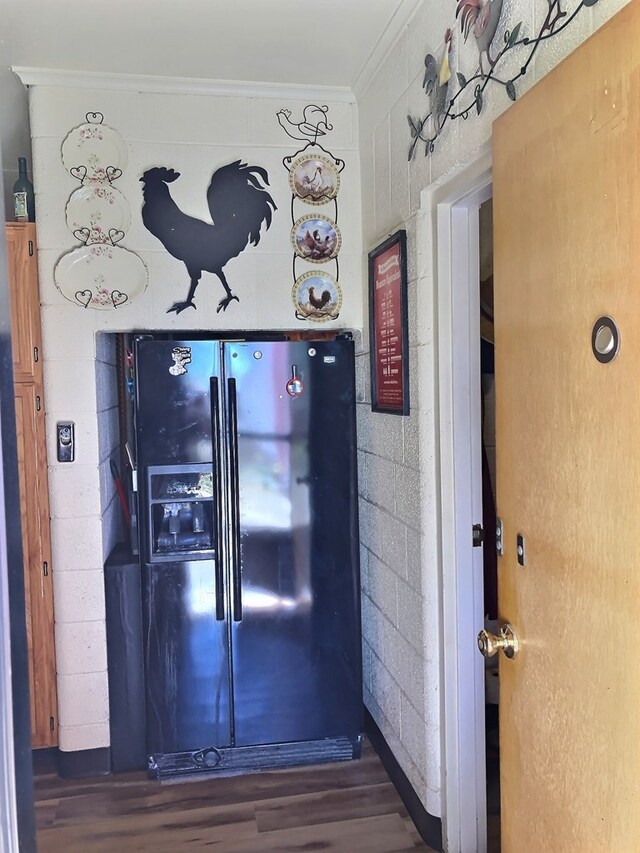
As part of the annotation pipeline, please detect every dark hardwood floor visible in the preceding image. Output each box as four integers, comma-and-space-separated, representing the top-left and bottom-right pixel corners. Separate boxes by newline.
34, 740, 439, 852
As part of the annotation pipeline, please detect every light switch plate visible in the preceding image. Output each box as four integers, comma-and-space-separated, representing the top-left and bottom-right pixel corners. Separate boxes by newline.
56, 422, 74, 463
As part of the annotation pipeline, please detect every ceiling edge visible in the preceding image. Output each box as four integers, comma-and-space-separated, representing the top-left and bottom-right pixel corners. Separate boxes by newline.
351, 0, 422, 101
12, 67, 357, 103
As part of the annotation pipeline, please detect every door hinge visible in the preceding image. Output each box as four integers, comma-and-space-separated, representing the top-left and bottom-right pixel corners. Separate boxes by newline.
35, 395, 41, 412
496, 518, 504, 556
43, 561, 48, 577
28, 240, 34, 257
34, 346, 39, 363
49, 716, 55, 732
472, 524, 485, 547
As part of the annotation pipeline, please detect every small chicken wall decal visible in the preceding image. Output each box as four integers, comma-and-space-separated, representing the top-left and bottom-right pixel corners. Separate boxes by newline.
140, 161, 276, 314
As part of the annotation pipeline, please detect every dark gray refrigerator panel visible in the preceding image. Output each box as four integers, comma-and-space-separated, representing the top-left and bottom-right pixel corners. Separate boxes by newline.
136, 339, 219, 466
144, 559, 232, 754
224, 340, 362, 747
135, 339, 232, 757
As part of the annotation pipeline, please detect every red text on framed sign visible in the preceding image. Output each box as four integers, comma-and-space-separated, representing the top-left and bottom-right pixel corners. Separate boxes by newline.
368, 230, 409, 415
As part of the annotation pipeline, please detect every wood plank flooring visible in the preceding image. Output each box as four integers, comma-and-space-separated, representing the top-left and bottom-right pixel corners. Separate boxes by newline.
34, 740, 438, 852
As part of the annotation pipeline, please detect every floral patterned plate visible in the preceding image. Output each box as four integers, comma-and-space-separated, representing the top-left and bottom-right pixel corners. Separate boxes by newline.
65, 184, 131, 244
61, 116, 128, 183
54, 244, 148, 310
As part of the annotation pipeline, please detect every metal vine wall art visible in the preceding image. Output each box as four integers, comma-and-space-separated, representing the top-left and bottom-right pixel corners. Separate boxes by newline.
408, 0, 600, 160
277, 105, 345, 322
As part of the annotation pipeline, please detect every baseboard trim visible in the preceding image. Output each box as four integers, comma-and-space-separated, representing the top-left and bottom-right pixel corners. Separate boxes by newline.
364, 708, 443, 852
32, 746, 57, 775
56, 747, 111, 779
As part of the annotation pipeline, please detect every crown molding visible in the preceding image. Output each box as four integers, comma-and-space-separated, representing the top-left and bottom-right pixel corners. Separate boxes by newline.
352, 0, 422, 100
12, 67, 357, 103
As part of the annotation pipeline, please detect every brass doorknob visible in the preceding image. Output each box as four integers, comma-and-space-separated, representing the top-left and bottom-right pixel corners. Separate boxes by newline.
477, 623, 520, 659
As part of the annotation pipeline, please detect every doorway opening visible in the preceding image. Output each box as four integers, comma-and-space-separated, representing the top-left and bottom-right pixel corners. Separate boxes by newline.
429, 149, 493, 853
478, 197, 500, 853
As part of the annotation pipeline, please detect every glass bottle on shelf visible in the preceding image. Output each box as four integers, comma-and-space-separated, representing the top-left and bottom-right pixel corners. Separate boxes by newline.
13, 157, 35, 222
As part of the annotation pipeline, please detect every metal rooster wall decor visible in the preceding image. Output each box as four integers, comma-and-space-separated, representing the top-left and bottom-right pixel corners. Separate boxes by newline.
277, 104, 334, 145
277, 105, 345, 322
140, 161, 276, 314
422, 28, 453, 138
408, 0, 600, 160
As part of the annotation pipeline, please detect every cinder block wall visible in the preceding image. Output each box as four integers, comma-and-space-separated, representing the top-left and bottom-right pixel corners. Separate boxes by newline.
96, 333, 122, 559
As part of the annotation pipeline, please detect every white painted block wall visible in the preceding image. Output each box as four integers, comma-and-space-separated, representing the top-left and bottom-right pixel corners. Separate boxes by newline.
356, 0, 632, 821
0, 66, 31, 219
27, 79, 361, 754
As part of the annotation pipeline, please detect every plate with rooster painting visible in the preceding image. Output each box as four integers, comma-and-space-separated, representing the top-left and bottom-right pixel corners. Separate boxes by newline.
291, 215, 341, 263
289, 154, 340, 206
54, 244, 147, 310
292, 271, 342, 322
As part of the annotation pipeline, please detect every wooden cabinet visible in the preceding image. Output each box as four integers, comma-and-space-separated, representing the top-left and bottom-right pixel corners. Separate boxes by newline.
6, 224, 41, 384
6, 223, 57, 748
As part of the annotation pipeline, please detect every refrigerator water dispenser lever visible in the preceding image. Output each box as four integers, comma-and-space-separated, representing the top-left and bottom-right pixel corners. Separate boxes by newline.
286, 364, 304, 397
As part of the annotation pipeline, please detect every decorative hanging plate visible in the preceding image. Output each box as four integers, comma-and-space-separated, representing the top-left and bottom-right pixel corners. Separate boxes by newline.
54, 244, 147, 310
291, 214, 341, 263
65, 184, 131, 244
61, 115, 128, 183
292, 271, 342, 322
289, 154, 340, 205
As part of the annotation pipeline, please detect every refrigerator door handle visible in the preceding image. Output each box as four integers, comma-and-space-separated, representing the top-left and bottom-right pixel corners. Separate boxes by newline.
210, 377, 225, 621
227, 378, 243, 622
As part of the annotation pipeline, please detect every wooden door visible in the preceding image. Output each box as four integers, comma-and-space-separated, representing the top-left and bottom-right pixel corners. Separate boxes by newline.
5, 223, 41, 383
493, 2, 640, 849
14, 383, 57, 747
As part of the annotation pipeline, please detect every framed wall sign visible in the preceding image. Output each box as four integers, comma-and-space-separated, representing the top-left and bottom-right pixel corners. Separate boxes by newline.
368, 230, 409, 415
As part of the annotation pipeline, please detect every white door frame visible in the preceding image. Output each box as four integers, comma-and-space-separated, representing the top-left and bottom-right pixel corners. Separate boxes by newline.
422, 147, 492, 853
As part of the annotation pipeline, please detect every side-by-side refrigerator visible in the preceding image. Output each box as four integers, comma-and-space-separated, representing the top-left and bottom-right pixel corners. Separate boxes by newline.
134, 336, 362, 777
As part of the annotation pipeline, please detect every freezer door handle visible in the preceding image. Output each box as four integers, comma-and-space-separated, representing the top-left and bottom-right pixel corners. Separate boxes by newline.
227, 378, 243, 622
210, 377, 225, 621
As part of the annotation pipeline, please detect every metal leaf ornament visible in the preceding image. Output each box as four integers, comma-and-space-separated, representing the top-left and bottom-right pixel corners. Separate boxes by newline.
407, 0, 600, 160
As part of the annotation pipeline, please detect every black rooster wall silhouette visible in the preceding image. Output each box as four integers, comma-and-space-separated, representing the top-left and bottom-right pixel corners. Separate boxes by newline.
140, 161, 276, 314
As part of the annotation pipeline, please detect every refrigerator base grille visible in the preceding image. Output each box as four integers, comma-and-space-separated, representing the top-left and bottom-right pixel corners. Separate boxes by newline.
148, 735, 363, 780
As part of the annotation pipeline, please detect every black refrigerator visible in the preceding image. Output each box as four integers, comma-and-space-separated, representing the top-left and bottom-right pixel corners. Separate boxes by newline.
134, 336, 362, 777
